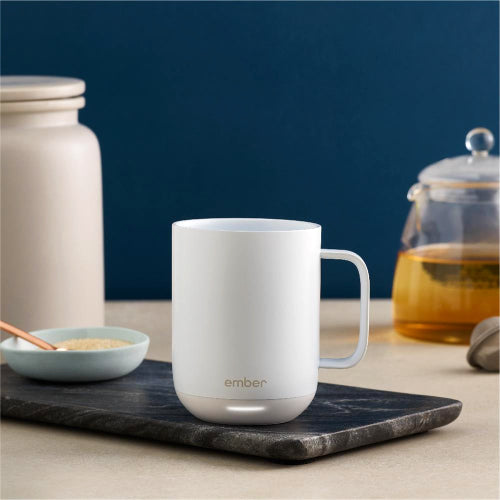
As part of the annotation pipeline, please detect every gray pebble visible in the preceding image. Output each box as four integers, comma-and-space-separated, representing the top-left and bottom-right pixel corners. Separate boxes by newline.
467, 317, 499, 372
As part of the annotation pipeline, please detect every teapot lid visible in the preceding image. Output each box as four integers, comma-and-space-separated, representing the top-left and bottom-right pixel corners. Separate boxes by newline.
419, 128, 499, 186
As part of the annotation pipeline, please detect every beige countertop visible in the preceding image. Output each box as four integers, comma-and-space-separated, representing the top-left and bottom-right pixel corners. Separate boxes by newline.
1, 300, 499, 499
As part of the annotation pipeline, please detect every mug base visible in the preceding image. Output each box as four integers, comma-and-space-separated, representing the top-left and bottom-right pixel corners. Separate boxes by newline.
177, 391, 315, 425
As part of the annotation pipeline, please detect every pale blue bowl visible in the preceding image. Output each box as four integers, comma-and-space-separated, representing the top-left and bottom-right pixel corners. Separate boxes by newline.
0, 327, 149, 382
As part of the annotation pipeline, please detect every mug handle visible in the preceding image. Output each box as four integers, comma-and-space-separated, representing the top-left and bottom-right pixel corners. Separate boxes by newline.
319, 250, 370, 369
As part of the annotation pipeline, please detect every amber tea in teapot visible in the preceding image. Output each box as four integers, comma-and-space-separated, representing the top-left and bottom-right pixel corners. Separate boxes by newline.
393, 243, 499, 344
392, 128, 499, 344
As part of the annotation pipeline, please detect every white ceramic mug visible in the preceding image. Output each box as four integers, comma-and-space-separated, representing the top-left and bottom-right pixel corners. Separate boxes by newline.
172, 218, 369, 425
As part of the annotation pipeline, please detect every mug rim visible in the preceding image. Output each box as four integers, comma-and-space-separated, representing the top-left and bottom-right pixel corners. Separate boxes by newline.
173, 218, 320, 233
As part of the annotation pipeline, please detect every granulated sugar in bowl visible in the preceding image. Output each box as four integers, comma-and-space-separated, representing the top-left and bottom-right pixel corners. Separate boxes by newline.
55, 338, 132, 350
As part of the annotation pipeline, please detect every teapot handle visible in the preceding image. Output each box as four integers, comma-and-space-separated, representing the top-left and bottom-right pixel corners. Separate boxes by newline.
407, 183, 424, 202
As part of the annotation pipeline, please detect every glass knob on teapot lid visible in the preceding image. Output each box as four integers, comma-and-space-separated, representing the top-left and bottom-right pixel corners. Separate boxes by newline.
465, 128, 495, 157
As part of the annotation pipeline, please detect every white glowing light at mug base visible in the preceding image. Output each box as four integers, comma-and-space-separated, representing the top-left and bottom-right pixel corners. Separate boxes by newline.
226, 406, 266, 412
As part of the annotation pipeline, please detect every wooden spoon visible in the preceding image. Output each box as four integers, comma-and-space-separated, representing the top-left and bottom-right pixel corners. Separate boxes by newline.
0, 320, 65, 350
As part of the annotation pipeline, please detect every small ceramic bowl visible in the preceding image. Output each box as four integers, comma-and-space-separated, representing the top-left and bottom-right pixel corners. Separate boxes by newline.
0, 327, 149, 382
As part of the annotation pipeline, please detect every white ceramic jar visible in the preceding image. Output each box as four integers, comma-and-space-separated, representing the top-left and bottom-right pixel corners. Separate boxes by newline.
1, 76, 104, 331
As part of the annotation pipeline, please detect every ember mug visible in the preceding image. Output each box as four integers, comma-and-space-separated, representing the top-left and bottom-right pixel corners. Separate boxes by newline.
172, 218, 369, 424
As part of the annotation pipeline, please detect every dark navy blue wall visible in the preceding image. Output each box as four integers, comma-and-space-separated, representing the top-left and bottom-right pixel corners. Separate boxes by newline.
2, 2, 498, 299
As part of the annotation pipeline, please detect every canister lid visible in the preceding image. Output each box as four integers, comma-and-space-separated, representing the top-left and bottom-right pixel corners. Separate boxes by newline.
418, 128, 499, 186
0, 76, 85, 102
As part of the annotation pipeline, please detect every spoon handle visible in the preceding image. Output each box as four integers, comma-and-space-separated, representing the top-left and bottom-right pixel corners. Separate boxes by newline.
0, 320, 57, 350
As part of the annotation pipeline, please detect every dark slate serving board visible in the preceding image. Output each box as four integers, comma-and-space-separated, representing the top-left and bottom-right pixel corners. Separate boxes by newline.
1, 360, 461, 462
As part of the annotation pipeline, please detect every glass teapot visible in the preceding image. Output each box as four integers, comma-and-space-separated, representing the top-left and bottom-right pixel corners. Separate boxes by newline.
392, 128, 499, 344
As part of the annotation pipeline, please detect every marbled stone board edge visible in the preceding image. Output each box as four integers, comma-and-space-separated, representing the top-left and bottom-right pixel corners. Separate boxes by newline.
0, 395, 462, 461
0, 362, 462, 462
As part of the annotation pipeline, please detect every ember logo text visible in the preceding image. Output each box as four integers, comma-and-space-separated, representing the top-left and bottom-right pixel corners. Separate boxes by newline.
224, 378, 268, 388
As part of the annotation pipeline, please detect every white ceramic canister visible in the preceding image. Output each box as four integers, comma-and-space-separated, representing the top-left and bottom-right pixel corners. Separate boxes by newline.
1, 76, 104, 331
